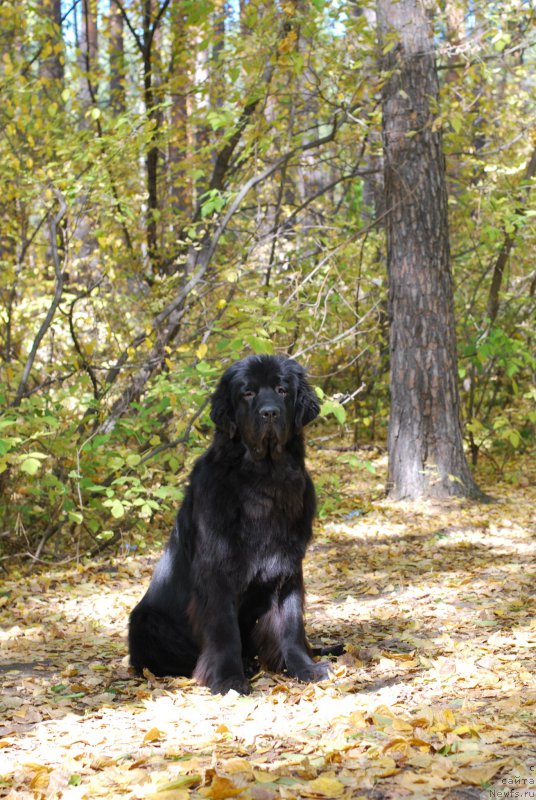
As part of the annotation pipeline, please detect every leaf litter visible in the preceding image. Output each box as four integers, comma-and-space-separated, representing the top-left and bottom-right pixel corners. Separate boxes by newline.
1, 450, 535, 799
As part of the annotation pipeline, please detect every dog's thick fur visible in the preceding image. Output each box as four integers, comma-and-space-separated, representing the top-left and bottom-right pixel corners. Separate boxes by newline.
128, 355, 328, 694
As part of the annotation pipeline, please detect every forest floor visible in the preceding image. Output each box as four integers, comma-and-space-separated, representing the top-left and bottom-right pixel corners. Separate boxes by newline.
1, 447, 535, 800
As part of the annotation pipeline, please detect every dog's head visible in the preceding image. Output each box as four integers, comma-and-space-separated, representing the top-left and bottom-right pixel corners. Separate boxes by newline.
210, 355, 320, 460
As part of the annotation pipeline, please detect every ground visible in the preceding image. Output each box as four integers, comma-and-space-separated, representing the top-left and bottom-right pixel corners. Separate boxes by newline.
1, 449, 535, 800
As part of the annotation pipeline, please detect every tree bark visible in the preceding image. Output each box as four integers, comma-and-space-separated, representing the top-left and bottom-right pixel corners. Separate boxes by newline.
377, 0, 483, 500
143, 0, 160, 270
109, 0, 125, 114
78, 0, 98, 115
168, 0, 191, 231
39, 0, 64, 86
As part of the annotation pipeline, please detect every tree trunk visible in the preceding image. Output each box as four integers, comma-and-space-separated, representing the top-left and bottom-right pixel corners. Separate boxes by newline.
39, 0, 64, 86
143, 0, 160, 271
377, 0, 483, 501
168, 0, 191, 233
109, 0, 125, 114
78, 0, 98, 115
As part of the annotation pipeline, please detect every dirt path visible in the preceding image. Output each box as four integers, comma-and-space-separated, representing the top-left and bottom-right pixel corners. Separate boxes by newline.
1, 453, 535, 799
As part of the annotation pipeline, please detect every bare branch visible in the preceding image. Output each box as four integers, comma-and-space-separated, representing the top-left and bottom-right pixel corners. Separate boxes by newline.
11, 191, 67, 407
486, 145, 536, 325
91, 110, 347, 433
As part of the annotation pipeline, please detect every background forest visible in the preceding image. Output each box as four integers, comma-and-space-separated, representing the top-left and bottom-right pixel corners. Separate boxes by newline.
1, 0, 535, 562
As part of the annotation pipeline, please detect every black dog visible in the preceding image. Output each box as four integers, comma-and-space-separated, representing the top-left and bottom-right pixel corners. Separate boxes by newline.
128, 354, 329, 694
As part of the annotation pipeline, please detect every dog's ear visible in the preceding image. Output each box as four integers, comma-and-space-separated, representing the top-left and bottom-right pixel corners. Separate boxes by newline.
294, 364, 320, 429
210, 367, 237, 438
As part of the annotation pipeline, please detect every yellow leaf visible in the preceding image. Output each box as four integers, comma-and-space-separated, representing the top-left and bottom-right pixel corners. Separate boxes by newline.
279, 29, 298, 53
303, 776, 345, 797
201, 776, 246, 799
376, 757, 399, 777
443, 709, 456, 727
215, 724, 230, 734
385, 651, 416, 661
143, 727, 164, 744
399, 770, 456, 790
348, 710, 368, 728
253, 770, 275, 783
410, 736, 431, 751
196, 343, 208, 359
222, 759, 253, 776
91, 755, 116, 769
451, 724, 480, 736
24, 762, 51, 772
383, 738, 412, 755
411, 715, 432, 729
27, 765, 51, 790
457, 761, 509, 786
392, 718, 414, 732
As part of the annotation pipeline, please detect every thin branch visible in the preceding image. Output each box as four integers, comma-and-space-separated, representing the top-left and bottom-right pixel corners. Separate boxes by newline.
99, 109, 347, 405
147, 0, 172, 50
112, 0, 144, 54
138, 397, 211, 466
11, 191, 67, 407
486, 145, 536, 325
64, 280, 103, 399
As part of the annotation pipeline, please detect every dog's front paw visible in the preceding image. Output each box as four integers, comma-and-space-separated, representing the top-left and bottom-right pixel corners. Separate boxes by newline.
210, 675, 251, 695
288, 659, 331, 683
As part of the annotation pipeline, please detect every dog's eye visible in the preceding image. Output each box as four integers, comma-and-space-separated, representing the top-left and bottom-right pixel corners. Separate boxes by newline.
243, 390, 256, 400
275, 386, 287, 396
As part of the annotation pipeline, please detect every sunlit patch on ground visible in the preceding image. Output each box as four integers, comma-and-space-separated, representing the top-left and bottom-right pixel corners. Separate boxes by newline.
1, 450, 535, 798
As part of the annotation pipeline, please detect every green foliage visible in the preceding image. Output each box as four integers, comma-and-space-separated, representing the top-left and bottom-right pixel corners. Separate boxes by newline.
0, 0, 534, 559
315, 472, 342, 520
459, 325, 536, 459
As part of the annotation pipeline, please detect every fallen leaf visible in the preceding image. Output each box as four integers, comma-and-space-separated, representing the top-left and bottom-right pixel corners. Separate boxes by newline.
201, 775, 247, 799
157, 774, 202, 792
253, 770, 276, 783
303, 776, 345, 797
143, 727, 164, 744
457, 761, 510, 785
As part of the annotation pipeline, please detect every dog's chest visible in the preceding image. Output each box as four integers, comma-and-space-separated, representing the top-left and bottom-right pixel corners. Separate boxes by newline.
237, 480, 308, 579
240, 477, 304, 522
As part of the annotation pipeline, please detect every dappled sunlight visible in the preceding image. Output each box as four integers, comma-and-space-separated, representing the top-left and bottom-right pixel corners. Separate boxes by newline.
1, 452, 535, 798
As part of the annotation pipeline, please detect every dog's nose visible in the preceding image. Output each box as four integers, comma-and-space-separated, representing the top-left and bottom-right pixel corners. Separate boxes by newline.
260, 406, 280, 422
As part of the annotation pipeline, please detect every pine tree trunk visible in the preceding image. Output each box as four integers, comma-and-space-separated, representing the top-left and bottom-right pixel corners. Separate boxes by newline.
377, 0, 484, 500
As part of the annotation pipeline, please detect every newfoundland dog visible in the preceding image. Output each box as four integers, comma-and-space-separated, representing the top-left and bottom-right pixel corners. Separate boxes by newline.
128, 354, 330, 694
